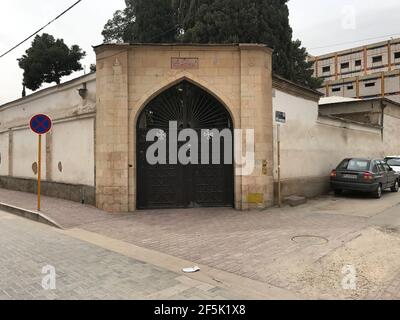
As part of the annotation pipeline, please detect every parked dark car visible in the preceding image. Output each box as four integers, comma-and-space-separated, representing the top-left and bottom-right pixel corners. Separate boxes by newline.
330, 158, 399, 198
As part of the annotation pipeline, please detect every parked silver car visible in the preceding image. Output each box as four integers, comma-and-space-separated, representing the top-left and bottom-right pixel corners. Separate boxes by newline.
385, 156, 400, 173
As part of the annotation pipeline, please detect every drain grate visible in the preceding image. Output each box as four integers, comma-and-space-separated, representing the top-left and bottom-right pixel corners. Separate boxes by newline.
291, 235, 329, 246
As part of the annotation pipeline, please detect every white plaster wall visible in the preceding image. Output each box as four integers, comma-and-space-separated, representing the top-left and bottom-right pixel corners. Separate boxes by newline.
0, 73, 96, 187
273, 89, 385, 181
272, 89, 318, 126
0, 131, 9, 176
51, 118, 95, 186
12, 129, 46, 179
0, 74, 96, 131
383, 113, 400, 156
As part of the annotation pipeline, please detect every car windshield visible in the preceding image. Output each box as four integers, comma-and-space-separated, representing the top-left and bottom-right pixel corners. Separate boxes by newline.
339, 159, 370, 171
387, 158, 400, 167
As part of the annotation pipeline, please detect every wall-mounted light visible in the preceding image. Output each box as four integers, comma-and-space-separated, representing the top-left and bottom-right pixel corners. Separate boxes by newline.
78, 82, 88, 99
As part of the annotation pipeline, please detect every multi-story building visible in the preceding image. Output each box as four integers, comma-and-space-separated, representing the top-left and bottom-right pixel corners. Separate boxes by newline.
310, 38, 400, 103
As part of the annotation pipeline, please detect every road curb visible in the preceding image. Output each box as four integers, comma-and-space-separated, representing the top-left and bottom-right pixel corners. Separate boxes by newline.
64, 228, 300, 300
0, 202, 64, 229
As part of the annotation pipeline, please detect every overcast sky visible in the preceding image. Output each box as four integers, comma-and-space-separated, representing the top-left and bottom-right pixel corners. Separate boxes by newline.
1, 0, 400, 104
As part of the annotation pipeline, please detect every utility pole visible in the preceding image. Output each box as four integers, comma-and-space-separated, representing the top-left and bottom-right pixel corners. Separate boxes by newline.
277, 124, 282, 208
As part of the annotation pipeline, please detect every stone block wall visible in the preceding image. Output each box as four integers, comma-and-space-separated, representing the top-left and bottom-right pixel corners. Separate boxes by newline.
95, 44, 275, 212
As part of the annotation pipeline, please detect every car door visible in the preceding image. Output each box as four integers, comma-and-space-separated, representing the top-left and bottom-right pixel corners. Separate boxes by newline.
382, 161, 396, 187
371, 161, 381, 179
376, 161, 387, 187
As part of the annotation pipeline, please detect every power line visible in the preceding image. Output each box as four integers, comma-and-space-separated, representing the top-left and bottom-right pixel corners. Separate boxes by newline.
148, 24, 180, 43
310, 33, 400, 51
0, 0, 83, 59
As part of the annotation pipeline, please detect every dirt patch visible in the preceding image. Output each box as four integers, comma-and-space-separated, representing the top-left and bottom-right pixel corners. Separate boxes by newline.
284, 227, 400, 299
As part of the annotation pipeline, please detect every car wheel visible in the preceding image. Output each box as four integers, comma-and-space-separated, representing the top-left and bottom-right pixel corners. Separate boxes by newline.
391, 180, 399, 193
373, 184, 383, 199
334, 189, 342, 196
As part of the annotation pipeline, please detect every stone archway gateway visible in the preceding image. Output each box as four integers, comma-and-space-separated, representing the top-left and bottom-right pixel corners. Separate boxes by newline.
136, 80, 234, 209
94, 43, 274, 212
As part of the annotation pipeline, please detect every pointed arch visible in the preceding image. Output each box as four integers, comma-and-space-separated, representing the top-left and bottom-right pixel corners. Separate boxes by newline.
130, 72, 238, 130
134, 77, 235, 209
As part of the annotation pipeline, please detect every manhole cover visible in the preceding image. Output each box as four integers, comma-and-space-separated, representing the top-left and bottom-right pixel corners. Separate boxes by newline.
291, 235, 329, 245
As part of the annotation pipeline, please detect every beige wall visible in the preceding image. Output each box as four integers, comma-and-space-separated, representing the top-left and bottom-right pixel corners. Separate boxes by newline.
272, 89, 400, 199
0, 73, 96, 187
0, 44, 398, 210
384, 104, 400, 155
0, 131, 9, 176
95, 44, 274, 212
11, 128, 47, 179
51, 118, 95, 186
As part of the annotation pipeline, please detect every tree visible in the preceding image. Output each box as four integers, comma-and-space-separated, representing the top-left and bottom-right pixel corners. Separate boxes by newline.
290, 40, 322, 89
180, 0, 322, 88
102, 0, 177, 43
102, 0, 322, 89
18, 33, 86, 91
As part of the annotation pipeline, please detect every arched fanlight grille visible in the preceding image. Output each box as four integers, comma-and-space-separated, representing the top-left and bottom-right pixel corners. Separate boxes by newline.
138, 81, 232, 130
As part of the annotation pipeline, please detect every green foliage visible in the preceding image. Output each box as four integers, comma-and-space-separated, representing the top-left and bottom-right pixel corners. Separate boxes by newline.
102, 0, 322, 89
290, 40, 323, 89
18, 33, 86, 91
102, 0, 177, 43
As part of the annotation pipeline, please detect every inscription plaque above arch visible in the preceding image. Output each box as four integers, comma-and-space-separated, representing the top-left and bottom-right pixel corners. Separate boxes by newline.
171, 58, 199, 70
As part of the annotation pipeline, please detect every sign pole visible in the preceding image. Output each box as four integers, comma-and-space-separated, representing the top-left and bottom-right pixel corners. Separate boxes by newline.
277, 124, 282, 208
30, 114, 52, 212
37, 134, 42, 211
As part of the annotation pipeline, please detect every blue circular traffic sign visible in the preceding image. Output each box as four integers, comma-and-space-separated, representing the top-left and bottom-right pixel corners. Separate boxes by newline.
30, 114, 52, 135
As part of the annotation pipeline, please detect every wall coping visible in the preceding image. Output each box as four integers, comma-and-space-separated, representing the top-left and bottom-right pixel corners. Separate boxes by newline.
319, 97, 400, 109
272, 75, 323, 102
318, 114, 382, 131
0, 72, 96, 111
93, 42, 274, 54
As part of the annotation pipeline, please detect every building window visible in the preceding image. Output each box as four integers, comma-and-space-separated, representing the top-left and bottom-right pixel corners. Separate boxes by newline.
347, 85, 354, 90
395, 52, 400, 59
322, 66, 331, 73
355, 60, 362, 67
341, 62, 350, 69
365, 82, 376, 88
332, 87, 341, 92
372, 56, 383, 63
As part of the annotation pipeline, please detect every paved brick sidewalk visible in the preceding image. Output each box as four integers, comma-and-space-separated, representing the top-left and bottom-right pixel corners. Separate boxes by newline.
0, 189, 378, 291
1, 187, 400, 299
0, 189, 368, 288
0, 188, 124, 228
0, 210, 239, 300
80, 207, 368, 291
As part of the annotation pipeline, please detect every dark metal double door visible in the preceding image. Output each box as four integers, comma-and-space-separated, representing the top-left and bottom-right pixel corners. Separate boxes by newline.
137, 81, 234, 209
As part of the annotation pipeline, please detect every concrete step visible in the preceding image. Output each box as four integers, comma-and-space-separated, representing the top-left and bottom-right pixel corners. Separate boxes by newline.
284, 195, 307, 207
